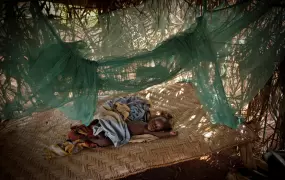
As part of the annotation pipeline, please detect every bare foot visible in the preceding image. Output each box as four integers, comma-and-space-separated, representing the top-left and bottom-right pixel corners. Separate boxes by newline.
170, 131, 178, 136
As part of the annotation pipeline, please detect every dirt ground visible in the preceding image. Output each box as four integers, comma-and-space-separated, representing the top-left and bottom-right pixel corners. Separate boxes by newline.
123, 148, 243, 180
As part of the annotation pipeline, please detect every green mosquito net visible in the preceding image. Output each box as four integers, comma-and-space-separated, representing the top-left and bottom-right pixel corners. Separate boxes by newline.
0, 0, 284, 128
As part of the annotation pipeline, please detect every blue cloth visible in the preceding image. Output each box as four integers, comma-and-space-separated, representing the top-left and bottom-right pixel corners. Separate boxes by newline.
93, 96, 150, 147
92, 118, 130, 147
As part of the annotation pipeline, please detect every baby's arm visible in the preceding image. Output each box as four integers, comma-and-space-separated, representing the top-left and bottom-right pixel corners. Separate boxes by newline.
144, 130, 178, 138
127, 121, 178, 138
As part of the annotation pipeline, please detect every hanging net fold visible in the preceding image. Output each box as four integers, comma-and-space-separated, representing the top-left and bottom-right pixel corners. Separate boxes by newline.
0, 0, 284, 128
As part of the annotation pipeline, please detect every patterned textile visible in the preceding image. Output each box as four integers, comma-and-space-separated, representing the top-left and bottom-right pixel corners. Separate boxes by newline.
103, 96, 151, 122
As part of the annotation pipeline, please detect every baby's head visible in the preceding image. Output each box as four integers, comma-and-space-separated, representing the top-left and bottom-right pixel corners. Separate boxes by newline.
147, 111, 173, 132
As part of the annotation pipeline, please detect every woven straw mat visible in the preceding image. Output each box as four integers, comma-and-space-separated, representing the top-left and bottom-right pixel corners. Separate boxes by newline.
0, 83, 256, 180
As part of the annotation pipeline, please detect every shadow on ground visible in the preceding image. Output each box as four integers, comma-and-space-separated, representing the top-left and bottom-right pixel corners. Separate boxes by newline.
123, 148, 243, 180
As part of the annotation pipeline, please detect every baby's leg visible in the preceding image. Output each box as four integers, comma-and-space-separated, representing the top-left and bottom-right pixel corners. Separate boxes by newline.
89, 132, 113, 147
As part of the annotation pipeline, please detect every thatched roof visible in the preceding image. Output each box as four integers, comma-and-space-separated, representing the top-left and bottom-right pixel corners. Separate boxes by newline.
37, 0, 226, 13
51, 0, 144, 12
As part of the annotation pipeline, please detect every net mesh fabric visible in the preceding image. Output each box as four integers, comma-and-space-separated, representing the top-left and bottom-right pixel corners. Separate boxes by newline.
0, 0, 284, 128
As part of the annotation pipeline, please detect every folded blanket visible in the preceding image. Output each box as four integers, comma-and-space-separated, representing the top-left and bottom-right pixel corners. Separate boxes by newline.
103, 96, 151, 122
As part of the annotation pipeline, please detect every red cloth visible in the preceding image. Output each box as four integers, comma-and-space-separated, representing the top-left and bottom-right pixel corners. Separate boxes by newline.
48, 120, 100, 157
67, 123, 98, 148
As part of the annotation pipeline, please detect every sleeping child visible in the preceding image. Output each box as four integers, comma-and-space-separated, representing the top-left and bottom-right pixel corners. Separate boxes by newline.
68, 111, 177, 148
48, 96, 177, 157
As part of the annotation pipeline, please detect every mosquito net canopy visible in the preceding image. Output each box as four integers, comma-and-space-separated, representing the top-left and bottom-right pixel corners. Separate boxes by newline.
1, 0, 284, 128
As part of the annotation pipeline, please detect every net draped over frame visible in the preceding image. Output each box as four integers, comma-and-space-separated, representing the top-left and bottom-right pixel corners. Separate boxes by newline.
0, 0, 284, 128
